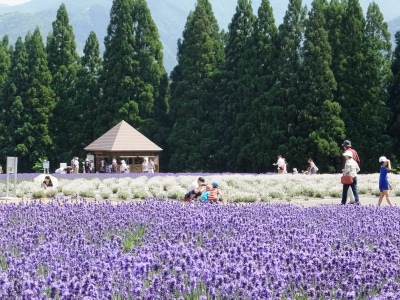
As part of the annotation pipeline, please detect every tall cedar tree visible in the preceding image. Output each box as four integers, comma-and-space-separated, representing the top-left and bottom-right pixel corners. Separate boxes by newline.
360, 3, 392, 168
96, 0, 139, 137
0, 36, 15, 163
46, 3, 80, 165
271, 0, 306, 172
217, 0, 255, 172
297, 0, 345, 172
236, 0, 278, 172
5, 29, 55, 171
0, 36, 9, 97
389, 32, 400, 156
167, 0, 224, 172
73, 32, 103, 159
131, 0, 170, 169
331, 0, 365, 169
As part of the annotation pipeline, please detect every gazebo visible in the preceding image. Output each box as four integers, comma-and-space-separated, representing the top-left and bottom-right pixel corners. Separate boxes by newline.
84, 120, 162, 173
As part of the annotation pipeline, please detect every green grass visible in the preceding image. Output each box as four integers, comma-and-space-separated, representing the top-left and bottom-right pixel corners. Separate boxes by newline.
0, 254, 8, 271
122, 225, 147, 253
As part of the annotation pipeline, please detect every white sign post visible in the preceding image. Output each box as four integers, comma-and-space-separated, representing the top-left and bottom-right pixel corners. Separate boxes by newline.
43, 160, 50, 174
6, 157, 18, 198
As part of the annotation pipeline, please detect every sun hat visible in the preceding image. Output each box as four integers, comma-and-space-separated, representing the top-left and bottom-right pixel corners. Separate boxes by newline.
343, 151, 353, 158
206, 184, 212, 191
342, 140, 352, 147
212, 181, 219, 188
379, 156, 387, 163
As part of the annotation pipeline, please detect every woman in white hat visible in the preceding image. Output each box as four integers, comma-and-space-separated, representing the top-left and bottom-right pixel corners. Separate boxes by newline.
341, 151, 360, 205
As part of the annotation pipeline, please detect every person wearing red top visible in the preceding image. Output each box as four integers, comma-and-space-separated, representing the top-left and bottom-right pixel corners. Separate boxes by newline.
342, 140, 360, 168
209, 181, 220, 203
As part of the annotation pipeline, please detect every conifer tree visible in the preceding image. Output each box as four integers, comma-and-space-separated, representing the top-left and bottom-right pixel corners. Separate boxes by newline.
96, 0, 138, 137
296, 0, 345, 172
131, 0, 169, 164
0, 36, 10, 96
46, 3, 79, 164
389, 31, 400, 156
0, 37, 27, 164
2, 29, 56, 171
217, 0, 256, 172
270, 0, 306, 171
167, 0, 224, 171
359, 2, 392, 169
236, 0, 278, 172
73, 32, 102, 158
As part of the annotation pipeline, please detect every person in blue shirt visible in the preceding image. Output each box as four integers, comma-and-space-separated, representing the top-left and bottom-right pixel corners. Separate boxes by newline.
200, 185, 212, 203
378, 156, 393, 207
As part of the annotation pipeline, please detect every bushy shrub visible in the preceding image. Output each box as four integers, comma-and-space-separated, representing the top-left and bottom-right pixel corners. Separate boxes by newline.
117, 191, 130, 200
46, 189, 57, 198
32, 190, 45, 199
79, 190, 96, 198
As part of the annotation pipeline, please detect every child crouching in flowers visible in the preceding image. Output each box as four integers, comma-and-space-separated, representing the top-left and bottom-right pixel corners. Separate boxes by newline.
200, 185, 212, 202
378, 156, 393, 207
208, 181, 220, 203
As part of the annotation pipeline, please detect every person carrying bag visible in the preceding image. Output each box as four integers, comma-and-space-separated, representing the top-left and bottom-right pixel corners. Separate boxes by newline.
341, 151, 360, 205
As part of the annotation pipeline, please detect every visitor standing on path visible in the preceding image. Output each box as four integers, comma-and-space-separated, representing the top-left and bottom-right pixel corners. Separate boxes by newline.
273, 155, 285, 174
342, 140, 360, 167
378, 156, 393, 206
341, 151, 360, 205
148, 158, 155, 173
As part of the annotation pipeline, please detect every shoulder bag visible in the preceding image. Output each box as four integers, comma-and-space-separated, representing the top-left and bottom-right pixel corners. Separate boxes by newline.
341, 175, 353, 185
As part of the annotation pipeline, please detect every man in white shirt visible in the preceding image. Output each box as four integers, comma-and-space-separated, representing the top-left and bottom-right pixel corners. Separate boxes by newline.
184, 177, 206, 201
273, 155, 285, 174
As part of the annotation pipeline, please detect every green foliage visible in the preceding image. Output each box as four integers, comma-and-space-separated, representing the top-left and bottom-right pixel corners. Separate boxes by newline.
0, 28, 56, 172
32, 190, 46, 199
32, 158, 47, 173
96, 0, 139, 136
218, 0, 256, 172
79, 190, 96, 198
121, 225, 146, 252
73, 31, 102, 159
47, 4, 80, 166
167, 0, 224, 172
295, 0, 345, 172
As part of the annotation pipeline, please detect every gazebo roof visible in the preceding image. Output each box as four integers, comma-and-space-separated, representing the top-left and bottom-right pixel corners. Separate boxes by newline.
84, 120, 162, 152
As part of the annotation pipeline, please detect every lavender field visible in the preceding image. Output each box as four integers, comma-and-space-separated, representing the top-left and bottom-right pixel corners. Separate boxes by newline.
0, 199, 399, 299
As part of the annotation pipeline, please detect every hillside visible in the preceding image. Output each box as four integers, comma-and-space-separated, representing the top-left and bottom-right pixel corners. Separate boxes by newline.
0, 0, 398, 73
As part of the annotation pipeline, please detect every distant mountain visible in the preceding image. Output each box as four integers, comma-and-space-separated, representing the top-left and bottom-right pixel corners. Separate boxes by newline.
0, 0, 399, 73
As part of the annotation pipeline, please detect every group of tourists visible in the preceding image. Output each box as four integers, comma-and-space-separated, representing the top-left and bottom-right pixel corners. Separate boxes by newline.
275, 139, 393, 206
184, 176, 220, 203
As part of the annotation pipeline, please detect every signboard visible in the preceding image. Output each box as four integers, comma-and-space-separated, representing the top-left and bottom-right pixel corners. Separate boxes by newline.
43, 160, 50, 174
6, 157, 18, 197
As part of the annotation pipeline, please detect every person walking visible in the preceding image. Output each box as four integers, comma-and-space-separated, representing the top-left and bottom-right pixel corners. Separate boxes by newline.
342, 140, 360, 167
273, 155, 285, 174
341, 151, 360, 205
378, 156, 393, 206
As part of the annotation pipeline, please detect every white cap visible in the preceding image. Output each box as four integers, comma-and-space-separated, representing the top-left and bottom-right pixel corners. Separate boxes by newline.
379, 156, 387, 163
343, 151, 353, 158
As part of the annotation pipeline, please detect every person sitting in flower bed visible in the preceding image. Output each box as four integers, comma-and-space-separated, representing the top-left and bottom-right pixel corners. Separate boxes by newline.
184, 177, 206, 202
200, 185, 212, 202
41, 176, 53, 189
208, 181, 220, 203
